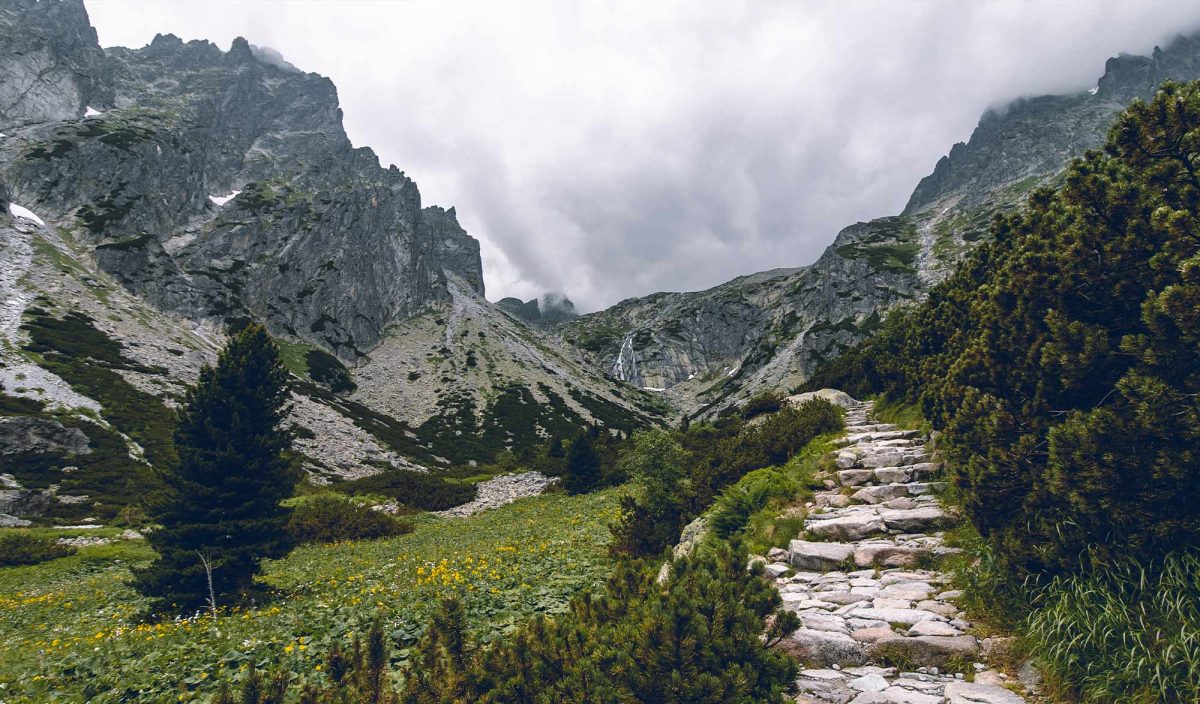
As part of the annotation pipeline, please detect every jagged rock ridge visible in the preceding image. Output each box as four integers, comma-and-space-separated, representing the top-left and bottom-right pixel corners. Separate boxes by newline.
1, 4, 484, 358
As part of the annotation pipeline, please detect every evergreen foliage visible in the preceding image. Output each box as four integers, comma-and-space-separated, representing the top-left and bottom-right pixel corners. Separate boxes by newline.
562, 432, 602, 495
803, 81, 1200, 578
335, 469, 477, 511
133, 324, 298, 613
286, 495, 414, 544
0, 533, 75, 567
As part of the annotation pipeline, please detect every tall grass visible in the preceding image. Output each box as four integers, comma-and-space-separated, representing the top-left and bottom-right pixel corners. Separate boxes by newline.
1026, 550, 1200, 703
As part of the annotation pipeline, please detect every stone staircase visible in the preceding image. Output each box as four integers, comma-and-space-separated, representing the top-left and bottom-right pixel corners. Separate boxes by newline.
765, 400, 1029, 704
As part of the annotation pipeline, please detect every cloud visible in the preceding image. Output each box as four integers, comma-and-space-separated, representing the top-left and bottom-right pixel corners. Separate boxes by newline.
86, 0, 1200, 311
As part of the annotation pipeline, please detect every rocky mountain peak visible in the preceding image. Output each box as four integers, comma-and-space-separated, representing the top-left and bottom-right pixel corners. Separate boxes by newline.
0, 0, 486, 359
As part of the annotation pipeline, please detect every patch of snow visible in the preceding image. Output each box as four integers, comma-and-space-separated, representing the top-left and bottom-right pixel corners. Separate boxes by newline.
687, 373, 696, 380
727, 366, 740, 377
8, 203, 46, 228
642, 386, 666, 392
0, 133, 6, 138
208, 190, 242, 206
84, 106, 103, 118
1088, 86, 1099, 95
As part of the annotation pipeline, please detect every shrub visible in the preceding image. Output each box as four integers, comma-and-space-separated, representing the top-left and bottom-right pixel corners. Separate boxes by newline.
287, 495, 413, 544
741, 390, 783, 420
611, 399, 842, 558
709, 467, 797, 539
0, 533, 75, 567
305, 349, 356, 394
337, 469, 477, 511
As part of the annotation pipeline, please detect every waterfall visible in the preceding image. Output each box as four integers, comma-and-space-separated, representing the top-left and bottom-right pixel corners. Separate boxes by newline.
610, 333, 641, 386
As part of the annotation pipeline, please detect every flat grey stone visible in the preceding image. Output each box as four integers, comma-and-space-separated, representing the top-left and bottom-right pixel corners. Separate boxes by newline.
791, 540, 856, 570
944, 681, 1026, 704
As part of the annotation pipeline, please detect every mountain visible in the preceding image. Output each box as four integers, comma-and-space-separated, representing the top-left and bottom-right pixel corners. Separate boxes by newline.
0, 0, 661, 524
559, 30, 1200, 417
496, 293, 580, 325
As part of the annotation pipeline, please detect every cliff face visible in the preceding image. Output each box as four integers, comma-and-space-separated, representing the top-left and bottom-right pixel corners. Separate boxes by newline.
0, 6, 484, 358
561, 30, 1200, 416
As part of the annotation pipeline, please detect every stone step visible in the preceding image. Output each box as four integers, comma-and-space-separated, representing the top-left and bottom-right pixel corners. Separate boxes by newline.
838, 463, 941, 487
851, 482, 945, 505
806, 512, 888, 541
845, 429, 923, 443
805, 504, 956, 535
779, 404, 1026, 702
844, 423, 900, 433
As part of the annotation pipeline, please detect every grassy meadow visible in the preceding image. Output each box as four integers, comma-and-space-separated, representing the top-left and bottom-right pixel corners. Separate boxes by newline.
0, 489, 622, 703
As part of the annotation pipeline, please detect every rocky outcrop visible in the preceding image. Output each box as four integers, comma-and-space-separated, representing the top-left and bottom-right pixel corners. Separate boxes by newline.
562, 31, 1200, 418
432, 471, 558, 518
0, 0, 111, 129
0, 415, 89, 456
0, 3, 484, 359
768, 399, 1034, 702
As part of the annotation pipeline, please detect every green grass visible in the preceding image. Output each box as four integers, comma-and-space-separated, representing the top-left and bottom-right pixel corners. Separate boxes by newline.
1027, 551, 1200, 703
0, 489, 622, 703
274, 338, 317, 379
871, 396, 929, 432
707, 434, 838, 555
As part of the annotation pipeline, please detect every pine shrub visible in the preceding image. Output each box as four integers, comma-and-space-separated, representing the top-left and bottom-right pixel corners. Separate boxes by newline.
215, 542, 799, 703
336, 469, 477, 511
0, 533, 75, 567
286, 495, 413, 544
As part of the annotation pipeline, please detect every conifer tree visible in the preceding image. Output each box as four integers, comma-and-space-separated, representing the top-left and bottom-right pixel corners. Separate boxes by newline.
133, 324, 298, 613
563, 432, 602, 495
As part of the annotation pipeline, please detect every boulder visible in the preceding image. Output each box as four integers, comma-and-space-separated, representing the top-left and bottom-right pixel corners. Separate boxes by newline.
879, 507, 954, 533
790, 540, 855, 570
807, 513, 887, 541
788, 389, 859, 409
784, 628, 866, 666
854, 543, 928, 568
0, 416, 90, 456
873, 467, 912, 483
848, 673, 889, 693
848, 607, 944, 626
850, 626, 896, 643
852, 484, 909, 504
839, 469, 876, 486
907, 620, 962, 637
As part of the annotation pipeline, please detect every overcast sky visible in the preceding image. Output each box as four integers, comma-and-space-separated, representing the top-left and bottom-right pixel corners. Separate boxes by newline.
87, 1, 1200, 312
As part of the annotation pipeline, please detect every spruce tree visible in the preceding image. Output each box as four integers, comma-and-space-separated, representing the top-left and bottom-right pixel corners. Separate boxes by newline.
563, 432, 602, 495
133, 324, 298, 613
